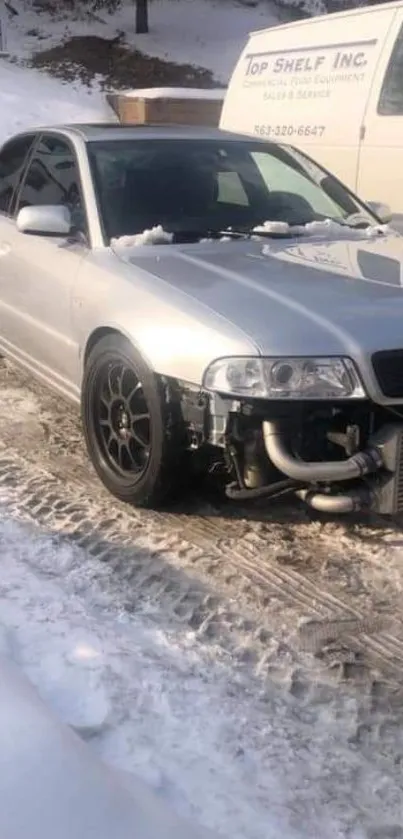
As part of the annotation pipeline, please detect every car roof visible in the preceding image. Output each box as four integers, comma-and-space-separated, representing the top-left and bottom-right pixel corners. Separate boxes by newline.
23, 122, 268, 145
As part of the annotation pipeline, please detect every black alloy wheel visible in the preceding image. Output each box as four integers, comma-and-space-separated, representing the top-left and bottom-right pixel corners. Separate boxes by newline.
81, 334, 185, 507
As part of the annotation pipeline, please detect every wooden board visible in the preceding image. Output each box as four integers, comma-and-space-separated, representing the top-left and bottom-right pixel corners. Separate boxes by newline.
106, 89, 224, 127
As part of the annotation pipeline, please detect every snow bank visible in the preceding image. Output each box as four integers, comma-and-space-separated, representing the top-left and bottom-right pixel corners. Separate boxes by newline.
0, 61, 116, 145
111, 225, 174, 247
0, 653, 217, 839
0, 517, 307, 839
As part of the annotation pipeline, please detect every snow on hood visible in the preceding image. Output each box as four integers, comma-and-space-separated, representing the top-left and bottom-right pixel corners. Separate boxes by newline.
111, 225, 174, 247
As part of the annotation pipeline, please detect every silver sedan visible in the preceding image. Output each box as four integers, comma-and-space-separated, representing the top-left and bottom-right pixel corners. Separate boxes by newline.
0, 122, 403, 517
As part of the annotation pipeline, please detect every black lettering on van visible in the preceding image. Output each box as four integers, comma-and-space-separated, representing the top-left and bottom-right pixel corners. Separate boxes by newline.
353, 51, 367, 67
283, 58, 295, 72
340, 53, 354, 69
245, 56, 269, 75
273, 58, 284, 73
274, 54, 326, 74
333, 50, 368, 70
314, 56, 325, 70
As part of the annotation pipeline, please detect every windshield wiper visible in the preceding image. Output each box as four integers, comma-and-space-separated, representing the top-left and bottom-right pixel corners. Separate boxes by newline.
173, 225, 305, 243
173, 228, 250, 243
219, 226, 304, 239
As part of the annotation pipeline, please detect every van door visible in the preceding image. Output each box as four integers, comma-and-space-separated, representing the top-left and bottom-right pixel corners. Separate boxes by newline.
356, 9, 403, 219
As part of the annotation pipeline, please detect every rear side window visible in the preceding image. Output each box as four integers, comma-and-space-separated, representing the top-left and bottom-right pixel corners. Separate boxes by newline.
0, 135, 34, 214
378, 23, 403, 115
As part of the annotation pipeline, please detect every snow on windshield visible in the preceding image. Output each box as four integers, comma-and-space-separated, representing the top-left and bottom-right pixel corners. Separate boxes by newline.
252, 219, 391, 239
111, 219, 392, 248
111, 225, 174, 247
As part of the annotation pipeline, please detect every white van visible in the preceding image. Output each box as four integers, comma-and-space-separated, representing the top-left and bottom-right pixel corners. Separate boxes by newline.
219, 0, 403, 223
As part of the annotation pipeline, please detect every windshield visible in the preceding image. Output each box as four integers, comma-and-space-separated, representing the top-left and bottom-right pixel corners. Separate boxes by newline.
87, 137, 377, 243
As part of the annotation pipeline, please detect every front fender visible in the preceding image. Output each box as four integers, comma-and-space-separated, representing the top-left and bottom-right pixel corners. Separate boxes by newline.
74, 251, 258, 386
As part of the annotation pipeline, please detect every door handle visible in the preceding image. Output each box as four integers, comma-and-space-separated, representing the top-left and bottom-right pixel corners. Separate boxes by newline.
0, 242, 11, 256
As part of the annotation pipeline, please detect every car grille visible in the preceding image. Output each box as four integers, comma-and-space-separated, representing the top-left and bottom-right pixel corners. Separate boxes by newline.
372, 349, 403, 398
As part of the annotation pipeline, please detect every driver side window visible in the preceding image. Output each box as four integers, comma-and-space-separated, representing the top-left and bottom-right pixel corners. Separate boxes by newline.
16, 134, 87, 234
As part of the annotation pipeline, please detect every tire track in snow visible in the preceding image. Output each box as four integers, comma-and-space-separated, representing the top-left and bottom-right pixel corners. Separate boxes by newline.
1, 361, 403, 696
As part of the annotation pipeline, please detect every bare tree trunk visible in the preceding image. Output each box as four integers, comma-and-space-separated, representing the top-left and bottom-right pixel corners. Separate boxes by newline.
135, 0, 149, 33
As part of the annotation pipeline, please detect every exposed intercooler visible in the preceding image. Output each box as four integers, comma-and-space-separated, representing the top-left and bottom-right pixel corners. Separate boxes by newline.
262, 421, 403, 516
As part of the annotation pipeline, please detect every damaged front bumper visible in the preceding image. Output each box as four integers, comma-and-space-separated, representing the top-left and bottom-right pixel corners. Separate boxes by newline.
262, 420, 403, 515
180, 377, 403, 516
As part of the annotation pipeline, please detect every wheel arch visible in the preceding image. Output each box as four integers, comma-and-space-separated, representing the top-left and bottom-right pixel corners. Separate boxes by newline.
82, 325, 155, 372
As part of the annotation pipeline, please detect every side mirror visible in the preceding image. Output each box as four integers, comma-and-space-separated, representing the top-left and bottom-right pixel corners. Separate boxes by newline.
366, 200, 392, 224
16, 204, 72, 236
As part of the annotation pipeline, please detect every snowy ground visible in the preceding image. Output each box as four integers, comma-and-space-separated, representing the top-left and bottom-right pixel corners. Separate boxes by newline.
0, 517, 330, 839
0, 60, 114, 143
2, 361, 403, 839
0, 6, 403, 839
0, 0, 281, 142
4, 0, 279, 84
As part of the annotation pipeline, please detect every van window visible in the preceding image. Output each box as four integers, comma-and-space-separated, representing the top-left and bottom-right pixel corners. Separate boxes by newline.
378, 23, 403, 115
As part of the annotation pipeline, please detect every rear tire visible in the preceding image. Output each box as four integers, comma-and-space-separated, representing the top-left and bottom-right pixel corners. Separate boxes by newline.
81, 334, 186, 508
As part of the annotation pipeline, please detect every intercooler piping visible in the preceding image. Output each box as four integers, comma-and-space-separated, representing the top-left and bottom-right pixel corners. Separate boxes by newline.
262, 420, 383, 484
295, 487, 371, 514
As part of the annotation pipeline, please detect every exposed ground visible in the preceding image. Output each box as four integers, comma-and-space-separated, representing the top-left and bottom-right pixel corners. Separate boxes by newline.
29, 35, 221, 89
6, 0, 278, 88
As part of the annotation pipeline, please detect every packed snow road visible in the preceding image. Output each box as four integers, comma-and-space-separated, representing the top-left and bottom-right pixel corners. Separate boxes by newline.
1, 358, 403, 838
2, 359, 403, 689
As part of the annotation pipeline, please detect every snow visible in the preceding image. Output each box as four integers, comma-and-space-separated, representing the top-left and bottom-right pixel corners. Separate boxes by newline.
111, 226, 174, 247
0, 7, 399, 839
252, 218, 391, 238
0, 516, 305, 839
0, 60, 115, 145
5, 0, 279, 85
118, 88, 225, 101
1, 484, 403, 839
253, 220, 292, 235
111, 219, 394, 249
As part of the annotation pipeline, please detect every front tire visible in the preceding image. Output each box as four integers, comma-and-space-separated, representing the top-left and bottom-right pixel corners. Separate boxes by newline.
81, 334, 185, 508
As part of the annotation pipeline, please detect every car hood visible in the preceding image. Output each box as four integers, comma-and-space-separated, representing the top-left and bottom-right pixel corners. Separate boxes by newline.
114, 231, 403, 359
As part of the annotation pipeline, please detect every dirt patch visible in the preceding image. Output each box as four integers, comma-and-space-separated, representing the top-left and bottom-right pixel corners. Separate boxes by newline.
29, 34, 223, 89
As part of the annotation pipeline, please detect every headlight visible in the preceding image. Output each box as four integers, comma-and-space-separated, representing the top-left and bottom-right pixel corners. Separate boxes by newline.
202, 356, 366, 399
